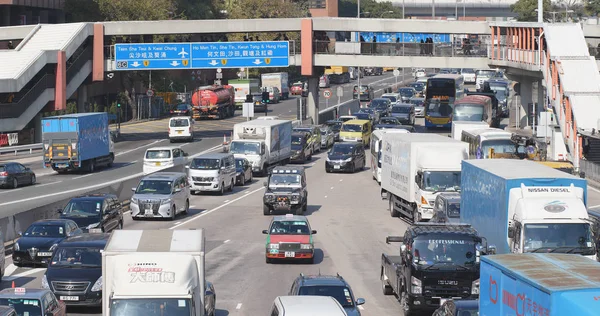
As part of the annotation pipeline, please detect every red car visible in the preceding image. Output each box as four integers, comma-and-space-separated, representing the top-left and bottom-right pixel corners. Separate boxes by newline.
290, 83, 303, 95
263, 214, 317, 264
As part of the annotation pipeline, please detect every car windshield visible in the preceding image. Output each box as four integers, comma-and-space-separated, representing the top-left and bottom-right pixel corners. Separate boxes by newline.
359, 108, 374, 114
476, 70, 496, 78
453, 104, 485, 121
135, 180, 173, 195
481, 139, 517, 158
294, 128, 312, 134
412, 236, 477, 266
370, 99, 389, 107
447, 202, 460, 218
51, 246, 103, 267
380, 118, 399, 125
235, 159, 246, 168
490, 85, 508, 100
410, 99, 424, 106
170, 119, 189, 127
410, 84, 424, 91
354, 85, 368, 92
293, 84, 302, 88
381, 95, 397, 103
0, 298, 42, 316
330, 144, 354, 155
24, 224, 65, 237
145, 150, 171, 159
62, 200, 102, 217
341, 124, 362, 132
298, 286, 355, 307
455, 308, 478, 316
229, 142, 260, 155
189, 158, 220, 170
320, 129, 329, 135
392, 106, 411, 114
523, 223, 595, 253
399, 88, 414, 97
110, 298, 192, 316
269, 220, 310, 234
176, 104, 189, 110
422, 171, 461, 192
354, 113, 370, 120
252, 94, 262, 101
462, 68, 475, 74
426, 100, 454, 117
269, 174, 301, 186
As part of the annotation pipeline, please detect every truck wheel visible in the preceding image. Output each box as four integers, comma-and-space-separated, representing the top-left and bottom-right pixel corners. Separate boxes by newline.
107, 154, 114, 167
88, 160, 95, 173
219, 183, 225, 195
263, 205, 271, 215
401, 290, 414, 316
381, 277, 393, 295
389, 198, 400, 217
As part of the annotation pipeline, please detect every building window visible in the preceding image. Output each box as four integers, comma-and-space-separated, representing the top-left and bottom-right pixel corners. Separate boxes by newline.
309, 0, 326, 9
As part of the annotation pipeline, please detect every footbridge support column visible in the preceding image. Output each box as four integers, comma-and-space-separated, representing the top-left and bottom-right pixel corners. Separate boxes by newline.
301, 18, 320, 125
512, 77, 534, 129
306, 77, 320, 125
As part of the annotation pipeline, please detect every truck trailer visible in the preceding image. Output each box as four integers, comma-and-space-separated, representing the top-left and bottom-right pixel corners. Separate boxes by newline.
451, 121, 489, 141
480, 253, 600, 316
380, 133, 468, 221
460, 159, 596, 259
191, 85, 235, 119
229, 120, 292, 176
229, 79, 260, 105
261, 73, 289, 99
42, 112, 114, 173
102, 230, 206, 316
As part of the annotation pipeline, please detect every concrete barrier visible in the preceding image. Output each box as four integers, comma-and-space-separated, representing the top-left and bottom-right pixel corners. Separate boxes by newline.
318, 99, 361, 122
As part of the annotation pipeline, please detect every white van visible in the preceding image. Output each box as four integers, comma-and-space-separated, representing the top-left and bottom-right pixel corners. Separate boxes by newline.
168, 116, 194, 142
186, 153, 236, 195
256, 116, 280, 120
270, 296, 348, 316
143, 146, 189, 175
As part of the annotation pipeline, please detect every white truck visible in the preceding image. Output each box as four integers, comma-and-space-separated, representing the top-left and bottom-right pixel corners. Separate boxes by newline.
261, 72, 289, 99
229, 120, 293, 176
229, 78, 260, 105
451, 121, 489, 140
102, 230, 206, 315
380, 133, 469, 222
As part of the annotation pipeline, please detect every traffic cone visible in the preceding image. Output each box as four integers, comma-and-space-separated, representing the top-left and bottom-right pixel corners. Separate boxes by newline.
11, 281, 15, 288
222, 134, 227, 145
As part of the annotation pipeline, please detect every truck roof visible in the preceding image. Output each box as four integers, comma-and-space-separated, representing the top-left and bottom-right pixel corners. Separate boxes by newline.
235, 119, 289, 127
410, 223, 479, 236
384, 133, 461, 143
462, 128, 511, 138
104, 230, 205, 253
482, 253, 600, 292
274, 296, 346, 315
44, 112, 106, 119
464, 159, 583, 180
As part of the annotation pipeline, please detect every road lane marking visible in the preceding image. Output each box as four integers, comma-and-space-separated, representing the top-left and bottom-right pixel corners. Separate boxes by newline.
589, 204, 600, 209
589, 186, 600, 194
174, 221, 181, 225
170, 186, 265, 229
72, 174, 94, 180
115, 139, 165, 156
339, 179, 343, 182
0, 189, 22, 195
358, 305, 364, 310
0, 144, 223, 207
224, 240, 230, 243
236, 303, 242, 310
3, 264, 17, 277
34, 181, 63, 188
224, 200, 230, 203
324, 195, 328, 198
190, 205, 196, 208
330, 187, 334, 189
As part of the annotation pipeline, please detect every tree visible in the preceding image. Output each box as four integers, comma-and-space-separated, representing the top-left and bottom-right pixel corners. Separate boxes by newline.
339, 0, 403, 19
64, 0, 104, 22
228, 0, 308, 19
510, 0, 552, 21
586, 0, 600, 17
95, 0, 182, 21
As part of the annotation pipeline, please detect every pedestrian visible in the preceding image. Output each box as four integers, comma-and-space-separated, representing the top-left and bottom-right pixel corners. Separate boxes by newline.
7, 41, 13, 49
324, 34, 330, 53
420, 39, 425, 55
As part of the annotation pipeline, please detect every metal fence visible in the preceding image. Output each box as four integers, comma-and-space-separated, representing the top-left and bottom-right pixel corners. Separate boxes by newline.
314, 40, 489, 58
136, 95, 168, 120
579, 159, 600, 183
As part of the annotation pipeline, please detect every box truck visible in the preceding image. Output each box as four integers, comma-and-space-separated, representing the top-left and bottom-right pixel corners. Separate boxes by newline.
451, 121, 489, 141
42, 113, 114, 173
229, 120, 292, 176
229, 78, 260, 105
261, 72, 289, 99
103, 230, 206, 316
480, 253, 600, 316
380, 133, 469, 222
460, 159, 596, 259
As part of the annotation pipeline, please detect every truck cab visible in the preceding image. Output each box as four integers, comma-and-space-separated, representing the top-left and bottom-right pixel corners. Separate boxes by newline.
381, 223, 495, 316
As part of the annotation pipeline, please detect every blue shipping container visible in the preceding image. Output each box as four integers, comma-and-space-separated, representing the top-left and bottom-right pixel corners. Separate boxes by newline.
42, 112, 111, 162
460, 159, 587, 254
480, 253, 600, 316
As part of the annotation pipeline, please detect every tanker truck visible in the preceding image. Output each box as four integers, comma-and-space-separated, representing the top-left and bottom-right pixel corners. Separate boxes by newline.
191, 85, 235, 120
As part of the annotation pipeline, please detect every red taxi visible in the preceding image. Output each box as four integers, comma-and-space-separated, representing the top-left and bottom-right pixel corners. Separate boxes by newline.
263, 214, 317, 264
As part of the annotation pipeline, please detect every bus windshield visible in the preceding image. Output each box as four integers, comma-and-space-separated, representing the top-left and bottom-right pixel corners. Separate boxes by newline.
425, 100, 454, 118
481, 139, 517, 158
453, 104, 484, 122
426, 78, 456, 101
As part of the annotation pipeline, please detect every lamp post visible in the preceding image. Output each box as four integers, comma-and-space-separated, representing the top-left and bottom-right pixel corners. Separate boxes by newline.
402, 0, 405, 19
565, 9, 574, 22
357, 2, 362, 95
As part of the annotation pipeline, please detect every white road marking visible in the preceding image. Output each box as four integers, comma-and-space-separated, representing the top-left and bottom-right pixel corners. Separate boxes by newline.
339, 179, 343, 182
589, 204, 600, 209
3, 264, 17, 277
224, 240, 230, 243
330, 187, 334, 189
358, 305, 365, 311
72, 174, 94, 180
115, 140, 165, 156
0, 144, 223, 207
224, 200, 230, 203
124, 210, 131, 214
34, 181, 63, 188
3, 267, 46, 282
130, 160, 138, 164
190, 205, 196, 208
324, 195, 328, 198
0, 189, 22, 195
236, 303, 242, 310
589, 186, 600, 194
170, 186, 265, 229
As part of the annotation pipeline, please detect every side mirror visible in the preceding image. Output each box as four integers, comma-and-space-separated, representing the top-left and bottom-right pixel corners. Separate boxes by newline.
183, 152, 189, 157
400, 244, 407, 253
311, 230, 317, 234
185, 165, 190, 169
56, 208, 63, 214
508, 226, 515, 239
131, 187, 136, 192
18, 231, 22, 237
356, 298, 365, 305
175, 188, 182, 193
263, 181, 268, 187
488, 245, 497, 255
221, 166, 226, 170
262, 230, 268, 234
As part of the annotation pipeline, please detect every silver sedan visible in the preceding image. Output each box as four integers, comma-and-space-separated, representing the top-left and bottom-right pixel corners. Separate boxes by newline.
320, 127, 335, 149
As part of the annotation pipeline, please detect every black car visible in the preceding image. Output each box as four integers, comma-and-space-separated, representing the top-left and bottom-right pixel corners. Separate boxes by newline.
289, 273, 365, 316
42, 233, 110, 307
13, 219, 83, 267
324, 120, 342, 142
369, 98, 392, 117
235, 158, 253, 185
252, 93, 268, 112
170, 103, 193, 116
373, 124, 416, 132
325, 142, 365, 173
351, 112, 374, 125
59, 194, 124, 233
0, 162, 36, 189
291, 132, 312, 163
398, 87, 416, 102
432, 299, 479, 316
390, 104, 415, 125
363, 67, 383, 76
353, 85, 374, 101
407, 82, 425, 95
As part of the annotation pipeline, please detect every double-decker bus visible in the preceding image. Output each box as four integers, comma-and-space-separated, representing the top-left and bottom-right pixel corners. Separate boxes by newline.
424, 74, 464, 129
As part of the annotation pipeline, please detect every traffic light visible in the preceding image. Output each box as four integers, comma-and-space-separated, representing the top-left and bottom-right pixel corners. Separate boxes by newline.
262, 91, 270, 103
117, 103, 121, 108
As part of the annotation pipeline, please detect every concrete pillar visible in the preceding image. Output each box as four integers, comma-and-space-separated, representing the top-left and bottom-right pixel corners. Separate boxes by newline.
54, 50, 67, 111
34, 113, 42, 143
537, 81, 544, 113
77, 85, 88, 112
519, 78, 533, 128
93, 23, 105, 82
306, 77, 320, 125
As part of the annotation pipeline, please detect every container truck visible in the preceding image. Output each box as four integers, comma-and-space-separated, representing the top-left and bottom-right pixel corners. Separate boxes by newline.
324, 66, 350, 84
460, 159, 596, 260
103, 230, 206, 316
191, 85, 235, 119
451, 121, 489, 140
229, 78, 260, 105
229, 120, 292, 176
261, 73, 289, 99
480, 253, 600, 316
380, 133, 469, 222
42, 113, 114, 173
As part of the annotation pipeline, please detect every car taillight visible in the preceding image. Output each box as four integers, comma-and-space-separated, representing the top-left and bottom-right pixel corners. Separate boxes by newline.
0, 172, 7, 176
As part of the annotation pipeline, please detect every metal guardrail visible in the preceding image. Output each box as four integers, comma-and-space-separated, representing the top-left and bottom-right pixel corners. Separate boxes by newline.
0, 143, 43, 156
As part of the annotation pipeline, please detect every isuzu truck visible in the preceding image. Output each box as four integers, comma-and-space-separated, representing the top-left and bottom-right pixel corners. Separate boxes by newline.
229, 120, 292, 176
103, 230, 206, 316
451, 121, 488, 141
481, 253, 600, 315
380, 133, 469, 222
460, 159, 596, 259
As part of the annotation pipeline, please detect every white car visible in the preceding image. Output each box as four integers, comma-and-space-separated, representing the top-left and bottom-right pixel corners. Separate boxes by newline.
461, 68, 476, 84
143, 146, 189, 175
414, 68, 426, 78
187, 153, 237, 195
168, 117, 194, 142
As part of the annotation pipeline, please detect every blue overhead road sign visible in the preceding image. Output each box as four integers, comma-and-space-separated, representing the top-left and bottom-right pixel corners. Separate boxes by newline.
114, 41, 290, 70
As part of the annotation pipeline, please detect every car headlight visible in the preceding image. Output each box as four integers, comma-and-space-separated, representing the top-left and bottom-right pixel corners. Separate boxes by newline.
265, 194, 275, 202
326, 157, 331, 162
290, 195, 300, 201
411, 276, 422, 294
49, 244, 58, 252
471, 279, 480, 295
91, 276, 102, 292
86, 222, 100, 230
161, 198, 172, 205
344, 158, 352, 162
41, 275, 49, 289
268, 243, 279, 249
300, 244, 313, 250
131, 197, 139, 204
14, 242, 19, 251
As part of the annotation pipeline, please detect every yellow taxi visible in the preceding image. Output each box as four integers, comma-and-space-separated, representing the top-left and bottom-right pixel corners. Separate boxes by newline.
339, 119, 372, 146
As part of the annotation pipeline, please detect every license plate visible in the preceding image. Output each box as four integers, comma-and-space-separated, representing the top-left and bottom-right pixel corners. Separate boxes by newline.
60, 296, 79, 301
285, 251, 295, 258
89, 228, 102, 233
155, 162, 161, 166
145, 209, 153, 215
38, 252, 52, 257
334, 165, 340, 169
437, 125, 444, 128
440, 298, 447, 306
56, 146, 64, 150
177, 131, 182, 134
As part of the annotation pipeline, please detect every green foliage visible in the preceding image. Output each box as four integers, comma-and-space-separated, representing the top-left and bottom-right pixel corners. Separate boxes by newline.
510, 0, 552, 21
339, 0, 403, 18
66, 102, 78, 114
228, 0, 308, 19
65, 0, 104, 22
586, 0, 600, 16
95, 0, 183, 21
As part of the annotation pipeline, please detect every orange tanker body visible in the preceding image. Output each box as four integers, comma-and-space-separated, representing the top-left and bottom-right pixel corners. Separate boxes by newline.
191, 85, 235, 119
